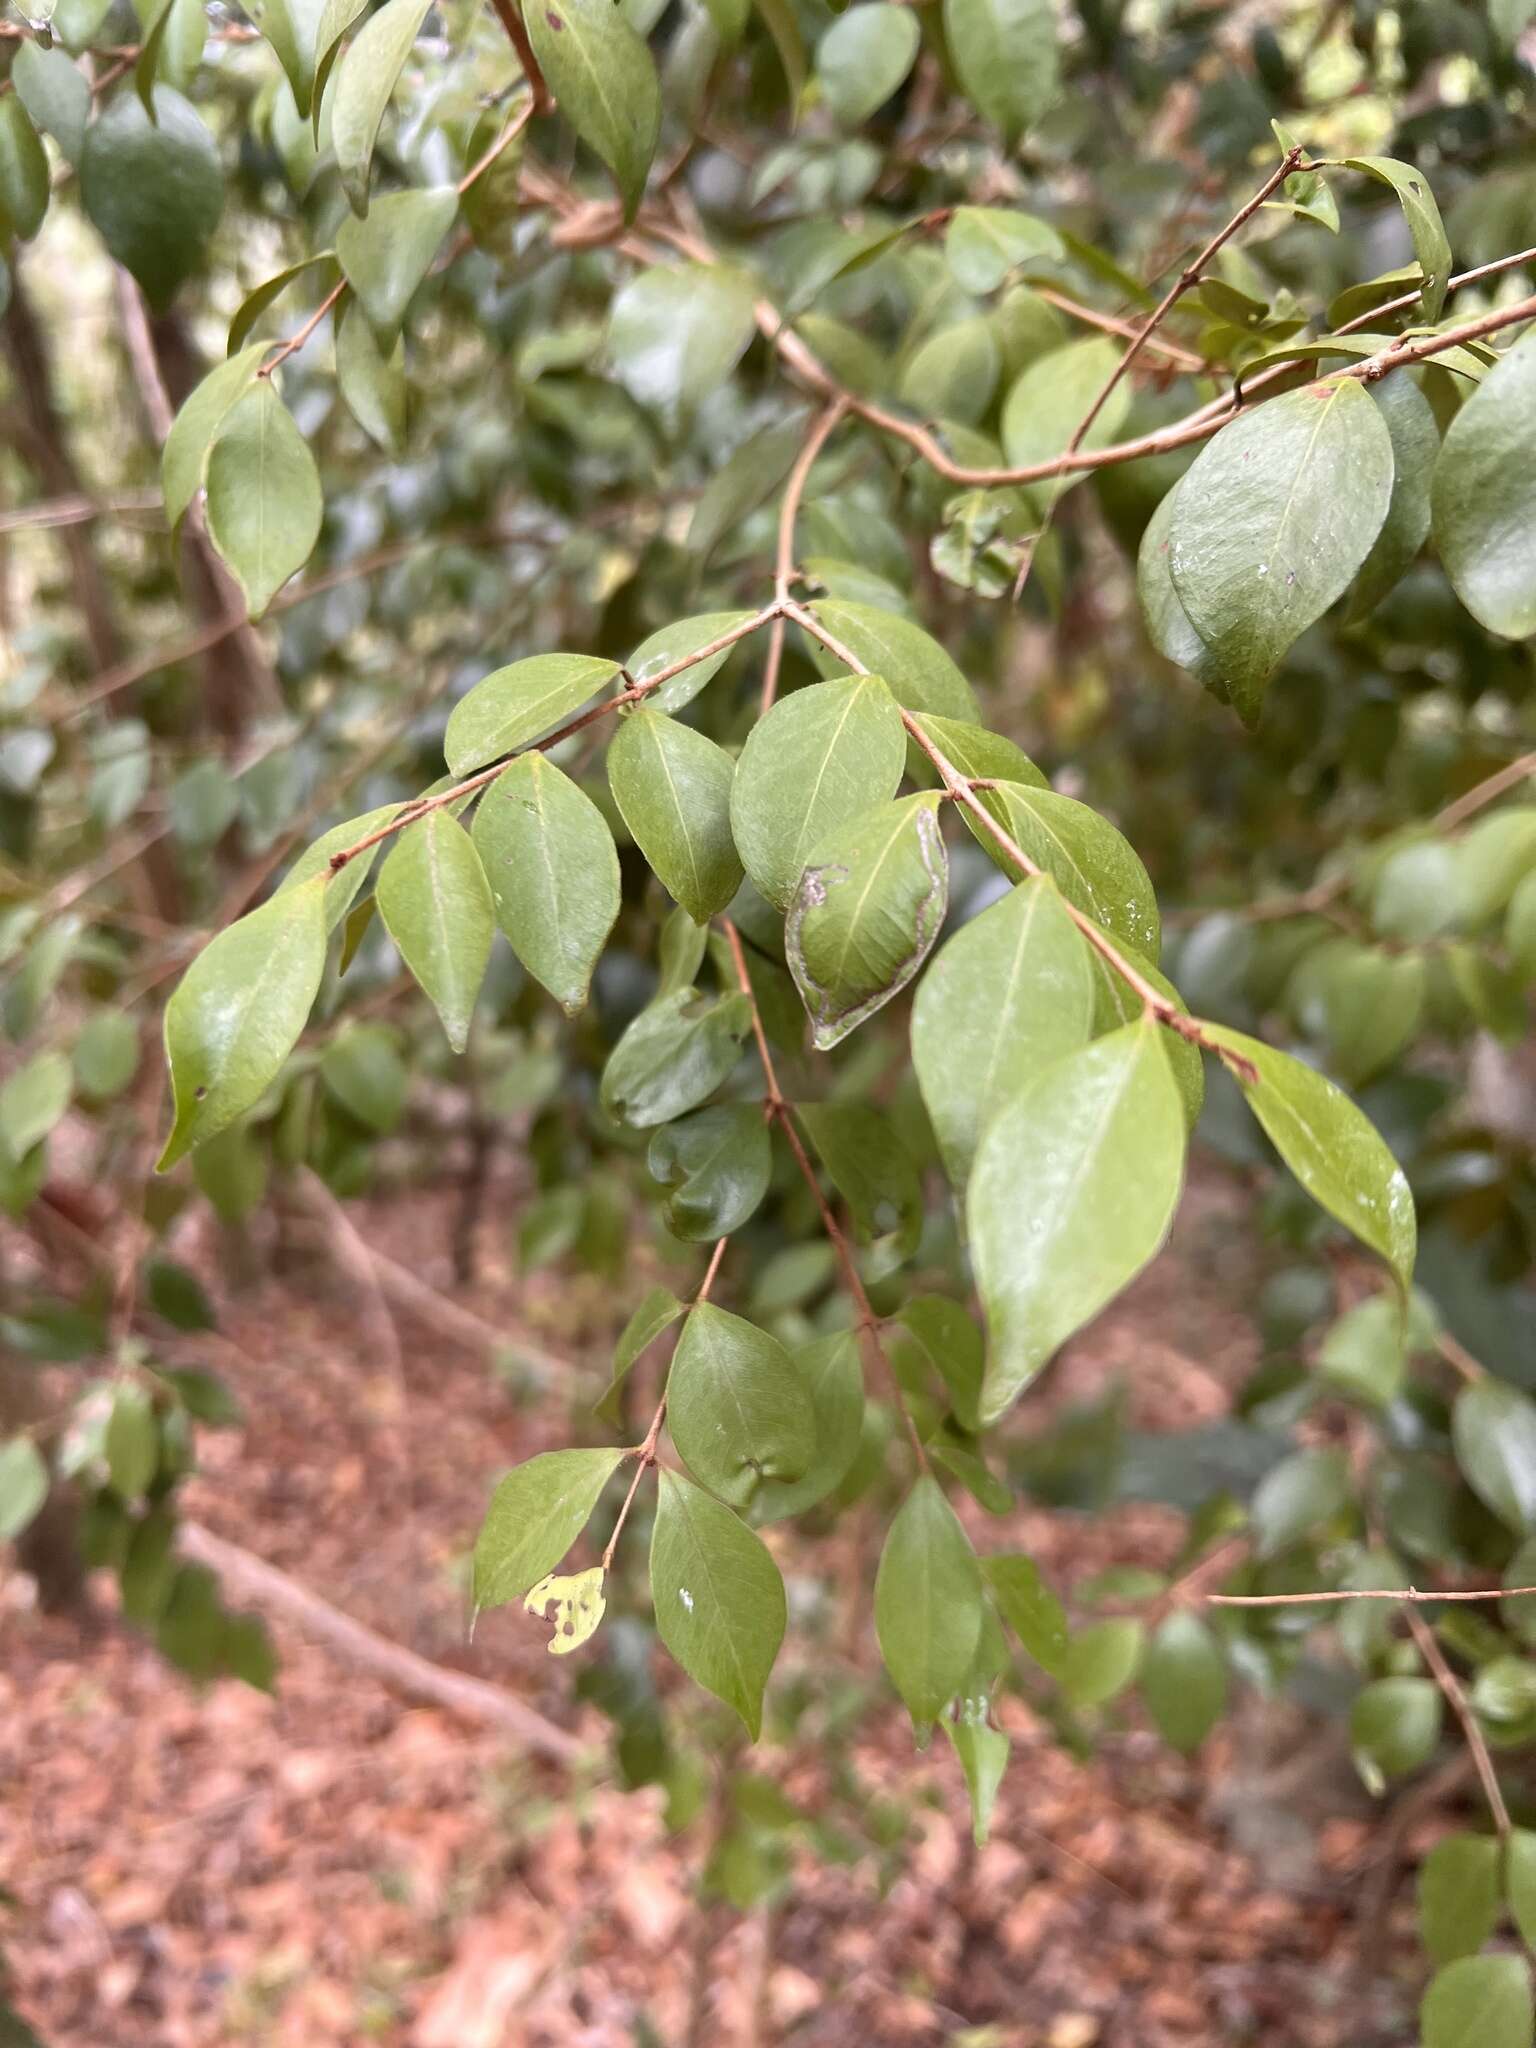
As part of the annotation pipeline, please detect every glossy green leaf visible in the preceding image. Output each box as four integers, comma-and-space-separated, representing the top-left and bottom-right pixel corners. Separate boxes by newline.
965, 781, 1161, 959
474, 1446, 625, 1608
1166, 379, 1394, 724
1454, 1380, 1536, 1534
628, 610, 757, 715
1000, 337, 1130, 506
797, 1102, 923, 1256
1086, 938, 1204, 1128
816, 4, 920, 127
527, 0, 661, 222
1421, 1957, 1534, 2048
1203, 1025, 1416, 1292
913, 876, 1094, 1188
1433, 330, 1536, 640
1251, 1445, 1350, 1557
1061, 1616, 1143, 1709
786, 794, 949, 1049
608, 708, 742, 923
980, 1552, 1068, 1676
1137, 480, 1226, 696
12, 41, 91, 168
946, 206, 1064, 295
0, 1436, 49, 1543
336, 185, 457, 336
1419, 1833, 1503, 1967
375, 810, 493, 1053
752, 1331, 864, 1523
648, 1104, 771, 1241
601, 987, 753, 1128
161, 345, 267, 530
943, 0, 1058, 143
79, 87, 224, 313
969, 1020, 1186, 1424
807, 601, 979, 722
875, 1476, 984, 1729
650, 1466, 786, 1737
1351, 1675, 1442, 1791
204, 382, 323, 618
730, 674, 906, 910
1348, 375, 1438, 619
0, 97, 50, 242
159, 879, 326, 1168
331, 0, 432, 213
607, 264, 758, 433
1345, 157, 1451, 320
471, 754, 620, 1014
446, 654, 621, 777
667, 1301, 816, 1508
0, 1051, 72, 1162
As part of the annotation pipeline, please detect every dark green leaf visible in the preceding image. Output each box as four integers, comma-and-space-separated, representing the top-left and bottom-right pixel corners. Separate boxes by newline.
472, 754, 620, 1013
650, 1466, 786, 1737
527, 0, 661, 221
875, 1475, 984, 1729
597, 1285, 685, 1424
807, 601, 979, 722
79, 87, 224, 313
375, 811, 493, 1053
797, 1102, 923, 1256
474, 1447, 626, 1608
648, 1104, 771, 1241
667, 1301, 816, 1508
752, 1331, 864, 1523
0, 96, 50, 241
1140, 1611, 1227, 1753
608, 708, 742, 922
601, 987, 753, 1127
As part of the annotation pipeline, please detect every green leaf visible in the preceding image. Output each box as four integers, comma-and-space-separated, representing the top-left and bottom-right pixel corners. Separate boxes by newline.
1348, 375, 1438, 620
816, 2, 919, 127
1140, 1612, 1227, 1753
629, 610, 757, 714
1250, 1445, 1349, 1557
1455, 811, 1536, 927
319, 1023, 407, 1133
527, 0, 661, 222
1000, 337, 1130, 507
797, 1102, 923, 1257
597, 1285, 685, 1423
687, 420, 807, 561
1061, 1617, 1143, 1709
607, 264, 759, 433
1166, 379, 1394, 724
0, 96, 50, 242
894, 1295, 984, 1432
375, 810, 493, 1054
79, 87, 224, 313
473, 1447, 626, 1608
1419, 1833, 1503, 1967
0, 1437, 49, 1543
159, 879, 327, 1169
648, 1104, 771, 1241
875, 1476, 985, 1730
946, 207, 1064, 295
751, 0, 806, 101
1344, 157, 1451, 321
161, 345, 267, 531
807, 601, 979, 722
913, 876, 1093, 1189
1509, 1831, 1536, 1949
1317, 1292, 1410, 1406
752, 1331, 864, 1523
106, 1384, 159, 1500
336, 185, 457, 337
1351, 1676, 1442, 1792
786, 795, 949, 1049
331, 0, 432, 213
1203, 1025, 1416, 1291
730, 674, 906, 910
966, 781, 1161, 960
248, 0, 330, 117
1510, 869, 1536, 983
279, 804, 402, 931
0, 1050, 72, 1162
601, 987, 753, 1128
969, 1020, 1185, 1424
608, 708, 742, 923
899, 317, 1001, 428
204, 382, 324, 619
1433, 330, 1536, 641
910, 714, 1046, 790
72, 1012, 141, 1103
445, 654, 621, 777
1421, 1956, 1534, 2048
1137, 480, 1226, 696
12, 41, 91, 168
1453, 1380, 1536, 1535
227, 253, 341, 357
1086, 938, 1204, 1129
666, 1301, 816, 1509
980, 1552, 1068, 1676
650, 1466, 786, 1738
336, 297, 408, 452
943, 1708, 1010, 1846
943, 0, 1057, 144
472, 754, 620, 1014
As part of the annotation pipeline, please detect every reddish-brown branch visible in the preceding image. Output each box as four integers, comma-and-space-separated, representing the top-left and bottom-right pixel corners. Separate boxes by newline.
1404, 1603, 1512, 1839
488, 0, 550, 111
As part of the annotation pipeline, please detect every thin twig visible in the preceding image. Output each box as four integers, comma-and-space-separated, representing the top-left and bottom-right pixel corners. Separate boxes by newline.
1403, 1602, 1511, 1838
760, 396, 849, 717
1208, 1585, 1536, 1607
1333, 242, 1536, 337
1433, 749, 1536, 833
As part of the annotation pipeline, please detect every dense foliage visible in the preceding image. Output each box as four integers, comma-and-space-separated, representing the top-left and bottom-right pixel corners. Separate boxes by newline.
5, 0, 1536, 2033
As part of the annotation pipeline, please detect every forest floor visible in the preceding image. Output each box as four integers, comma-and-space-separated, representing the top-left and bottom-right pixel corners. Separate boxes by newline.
2, 1170, 1447, 2047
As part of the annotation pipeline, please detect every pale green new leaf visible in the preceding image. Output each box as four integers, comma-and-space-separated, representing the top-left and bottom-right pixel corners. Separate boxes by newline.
786, 794, 949, 1048
336, 185, 457, 337
650, 1466, 786, 1738
331, 0, 432, 213
375, 810, 493, 1053
943, 1708, 1010, 1846
0, 1436, 49, 1542
980, 1552, 1068, 1675
969, 1020, 1186, 1423
445, 654, 621, 777
159, 879, 327, 1169
204, 383, 323, 618
608, 708, 742, 923
1432, 329, 1536, 640
1166, 379, 1394, 724
1203, 1024, 1416, 1292
874, 1476, 984, 1729
913, 876, 1094, 1188
473, 1447, 625, 1608
527, 0, 661, 222
472, 754, 621, 1013
730, 674, 906, 909
667, 1302, 816, 1508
